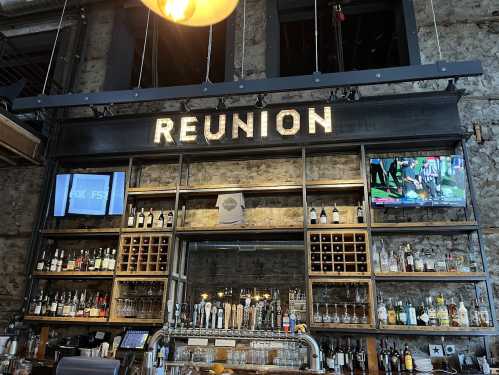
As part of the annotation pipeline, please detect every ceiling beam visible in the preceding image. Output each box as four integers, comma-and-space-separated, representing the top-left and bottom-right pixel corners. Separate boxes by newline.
11, 60, 482, 111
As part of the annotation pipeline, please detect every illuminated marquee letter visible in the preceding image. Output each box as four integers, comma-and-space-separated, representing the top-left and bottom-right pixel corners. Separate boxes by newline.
260, 111, 268, 138
180, 116, 198, 143
232, 113, 254, 139
204, 115, 226, 141
308, 106, 333, 134
276, 110, 301, 136
154, 118, 175, 144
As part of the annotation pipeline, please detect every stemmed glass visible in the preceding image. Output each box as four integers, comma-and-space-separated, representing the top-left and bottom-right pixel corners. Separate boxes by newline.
341, 303, 351, 324
332, 304, 340, 323
351, 304, 359, 324
313, 303, 322, 323
323, 303, 331, 323
361, 305, 369, 324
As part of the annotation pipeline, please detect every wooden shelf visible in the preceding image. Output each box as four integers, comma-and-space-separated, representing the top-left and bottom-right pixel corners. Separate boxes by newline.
371, 221, 478, 233
179, 182, 302, 196
116, 271, 168, 277
165, 361, 306, 373
40, 228, 120, 237
108, 318, 163, 325
379, 324, 496, 334
24, 316, 108, 324
310, 272, 371, 278
311, 323, 374, 330
308, 223, 367, 230
306, 179, 364, 191
375, 272, 487, 281
32, 271, 114, 279
121, 227, 173, 233
127, 186, 177, 198
177, 224, 304, 235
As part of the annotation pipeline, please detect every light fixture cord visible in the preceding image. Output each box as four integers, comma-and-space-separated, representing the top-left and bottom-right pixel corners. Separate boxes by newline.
240, 0, 247, 79
138, 8, 151, 88
205, 25, 213, 83
314, 0, 319, 73
42, 0, 68, 95
429, 0, 443, 60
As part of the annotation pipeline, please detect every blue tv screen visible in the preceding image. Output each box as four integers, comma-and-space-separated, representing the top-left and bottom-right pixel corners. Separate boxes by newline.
54, 172, 125, 216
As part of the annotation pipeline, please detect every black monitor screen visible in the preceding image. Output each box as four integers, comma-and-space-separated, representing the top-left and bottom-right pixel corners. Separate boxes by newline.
119, 330, 150, 350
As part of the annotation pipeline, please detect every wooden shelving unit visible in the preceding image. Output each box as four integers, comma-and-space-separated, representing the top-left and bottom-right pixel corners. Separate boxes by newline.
374, 272, 487, 281
24, 316, 108, 324
371, 221, 478, 233
179, 182, 303, 196
40, 228, 120, 237
32, 271, 114, 279
305, 179, 364, 191
379, 324, 496, 333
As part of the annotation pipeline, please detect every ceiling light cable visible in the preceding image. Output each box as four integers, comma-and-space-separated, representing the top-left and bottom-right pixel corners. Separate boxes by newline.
429, 0, 443, 60
240, 0, 247, 79
138, 8, 151, 88
314, 0, 319, 73
205, 25, 214, 83
42, 0, 68, 95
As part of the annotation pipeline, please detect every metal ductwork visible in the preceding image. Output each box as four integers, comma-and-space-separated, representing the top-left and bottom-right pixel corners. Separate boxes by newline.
188, 241, 304, 253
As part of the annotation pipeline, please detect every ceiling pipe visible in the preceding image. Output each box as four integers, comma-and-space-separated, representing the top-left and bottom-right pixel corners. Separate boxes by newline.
0, 0, 102, 17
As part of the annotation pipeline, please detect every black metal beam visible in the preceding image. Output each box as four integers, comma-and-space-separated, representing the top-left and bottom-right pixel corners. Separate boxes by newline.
11, 60, 482, 111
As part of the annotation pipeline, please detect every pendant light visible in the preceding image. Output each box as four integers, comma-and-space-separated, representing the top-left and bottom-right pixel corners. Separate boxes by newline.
141, 0, 239, 27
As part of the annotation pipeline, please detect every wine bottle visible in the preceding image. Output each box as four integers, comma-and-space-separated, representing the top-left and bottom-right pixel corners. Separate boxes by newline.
108, 249, 117, 271
146, 208, 154, 228
50, 249, 59, 272
138, 208, 145, 228
356, 202, 364, 223
332, 203, 340, 224
36, 250, 46, 272
127, 204, 136, 227
320, 207, 328, 224
310, 207, 317, 225
167, 210, 174, 227
157, 209, 165, 228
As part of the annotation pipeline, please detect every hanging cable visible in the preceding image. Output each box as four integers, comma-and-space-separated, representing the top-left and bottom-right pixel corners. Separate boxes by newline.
240, 0, 247, 79
138, 8, 151, 88
205, 25, 213, 83
42, 0, 68, 95
314, 0, 319, 73
151, 14, 159, 88
429, 0, 443, 60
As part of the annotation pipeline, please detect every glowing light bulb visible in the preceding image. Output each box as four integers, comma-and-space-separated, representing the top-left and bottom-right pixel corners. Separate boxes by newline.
158, 0, 196, 22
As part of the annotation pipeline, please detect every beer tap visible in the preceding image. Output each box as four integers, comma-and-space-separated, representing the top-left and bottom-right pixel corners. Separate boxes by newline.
211, 305, 217, 329
199, 301, 205, 328
236, 304, 244, 330
231, 304, 237, 329
192, 304, 198, 328
217, 305, 224, 329
174, 303, 181, 329
249, 305, 257, 331
224, 303, 231, 329
243, 297, 251, 329
204, 302, 212, 329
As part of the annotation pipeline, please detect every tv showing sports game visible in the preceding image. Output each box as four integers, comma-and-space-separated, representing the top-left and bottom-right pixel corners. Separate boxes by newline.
370, 156, 466, 207
54, 172, 125, 216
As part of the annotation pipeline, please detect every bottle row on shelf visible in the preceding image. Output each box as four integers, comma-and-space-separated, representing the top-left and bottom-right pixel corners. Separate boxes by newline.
377, 293, 492, 328
373, 240, 479, 274
309, 202, 364, 225
321, 338, 369, 373
28, 288, 110, 318
127, 205, 174, 229
36, 248, 117, 273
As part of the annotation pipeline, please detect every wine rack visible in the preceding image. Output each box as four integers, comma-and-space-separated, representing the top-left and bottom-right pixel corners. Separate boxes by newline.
118, 232, 171, 275
308, 230, 370, 276
308, 278, 375, 329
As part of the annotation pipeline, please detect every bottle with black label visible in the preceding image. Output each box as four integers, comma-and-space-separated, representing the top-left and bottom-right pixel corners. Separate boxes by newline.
332, 203, 340, 224
320, 207, 328, 224
310, 207, 318, 224
137, 208, 145, 228
356, 202, 364, 223
167, 210, 174, 227
157, 209, 165, 228
37, 250, 46, 272
147, 208, 154, 228
127, 205, 136, 228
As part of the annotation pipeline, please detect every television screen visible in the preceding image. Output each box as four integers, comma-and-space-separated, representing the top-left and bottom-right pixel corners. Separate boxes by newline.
54, 172, 125, 216
370, 156, 466, 207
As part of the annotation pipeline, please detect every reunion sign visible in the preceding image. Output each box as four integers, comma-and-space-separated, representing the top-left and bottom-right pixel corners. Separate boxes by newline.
57, 92, 462, 156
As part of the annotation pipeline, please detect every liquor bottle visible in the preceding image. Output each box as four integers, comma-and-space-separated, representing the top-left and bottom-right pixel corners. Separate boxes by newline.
478, 296, 491, 327
95, 248, 103, 271
414, 250, 424, 272
377, 297, 388, 325
389, 250, 399, 272
471, 299, 480, 327
469, 252, 478, 273
90, 293, 100, 317
448, 297, 459, 327
146, 208, 154, 228
397, 246, 406, 272
309, 207, 318, 225
167, 210, 174, 227
127, 204, 135, 227
56, 250, 64, 272
356, 202, 364, 224
157, 209, 165, 228
49, 292, 58, 317
427, 297, 438, 326
320, 207, 328, 224
379, 339, 390, 372
396, 301, 407, 325
404, 244, 414, 272
457, 298, 469, 327
380, 240, 390, 272
403, 344, 414, 372
436, 293, 449, 326
387, 298, 397, 325
50, 249, 59, 272
77, 290, 86, 317
137, 208, 145, 228
416, 301, 429, 326
332, 203, 340, 224
41, 293, 49, 316
33, 289, 43, 316
82, 250, 90, 271
447, 253, 457, 272
108, 249, 116, 271
102, 248, 110, 270
435, 247, 447, 272
70, 291, 78, 317
407, 301, 417, 325
391, 344, 401, 373
87, 250, 96, 272
372, 241, 381, 272
66, 251, 75, 271
425, 249, 435, 272
36, 250, 46, 272
62, 291, 72, 317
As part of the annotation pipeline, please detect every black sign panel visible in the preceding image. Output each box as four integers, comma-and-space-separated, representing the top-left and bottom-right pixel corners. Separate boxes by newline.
56, 92, 462, 157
